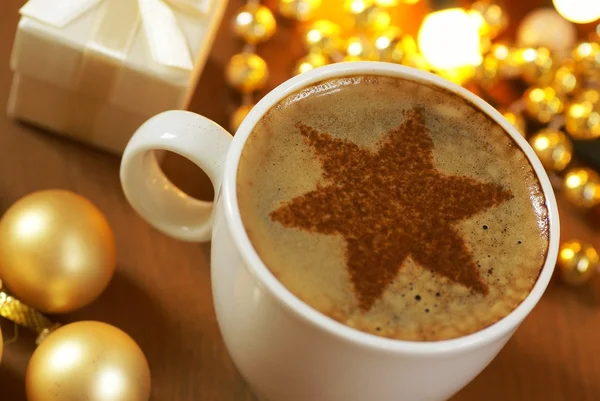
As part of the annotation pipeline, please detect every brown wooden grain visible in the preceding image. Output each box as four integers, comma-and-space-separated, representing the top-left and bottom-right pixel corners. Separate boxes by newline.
0, 0, 599, 400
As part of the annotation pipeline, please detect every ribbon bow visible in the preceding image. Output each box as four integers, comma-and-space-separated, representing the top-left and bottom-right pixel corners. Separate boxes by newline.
20, 0, 212, 71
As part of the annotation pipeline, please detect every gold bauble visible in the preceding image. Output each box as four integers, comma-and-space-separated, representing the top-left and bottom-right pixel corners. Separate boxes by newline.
233, 4, 276, 44
225, 53, 269, 93
520, 47, 555, 86
293, 53, 330, 76
552, 61, 578, 96
279, 0, 321, 21
345, 0, 391, 32
529, 129, 572, 171
303, 20, 342, 57
565, 89, 600, 140
488, 43, 521, 78
345, 35, 377, 60
564, 168, 600, 208
502, 111, 527, 137
373, 27, 406, 63
26, 321, 151, 401
524, 86, 564, 123
572, 42, 600, 84
470, 0, 508, 39
0, 190, 116, 314
230, 103, 254, 133
558, 240, 598, 286
475, 54, 500, 88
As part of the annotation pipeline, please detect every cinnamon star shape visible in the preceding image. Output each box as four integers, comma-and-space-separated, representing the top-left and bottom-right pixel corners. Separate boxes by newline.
270, 108, 514, 311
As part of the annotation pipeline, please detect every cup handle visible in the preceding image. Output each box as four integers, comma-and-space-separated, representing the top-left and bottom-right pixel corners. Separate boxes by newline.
120, 110, 232, 242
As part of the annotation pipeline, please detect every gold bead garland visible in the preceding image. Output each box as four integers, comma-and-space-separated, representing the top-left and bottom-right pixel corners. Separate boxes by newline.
225, 1, 600, 286
563, 168, 600, 208
558, 240, 599, 286
227, 0, 277, 132
529, 129, 573, 171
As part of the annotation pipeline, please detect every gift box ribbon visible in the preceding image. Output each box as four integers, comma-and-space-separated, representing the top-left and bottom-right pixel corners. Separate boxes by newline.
18, 0, 212, 141
20, 0, 212, 71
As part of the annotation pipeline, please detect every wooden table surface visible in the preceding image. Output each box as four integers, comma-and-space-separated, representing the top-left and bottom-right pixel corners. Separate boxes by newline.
0, 0, 599, 400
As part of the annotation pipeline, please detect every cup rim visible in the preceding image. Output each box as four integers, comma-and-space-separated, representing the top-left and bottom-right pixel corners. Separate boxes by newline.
221, 61, 559, 355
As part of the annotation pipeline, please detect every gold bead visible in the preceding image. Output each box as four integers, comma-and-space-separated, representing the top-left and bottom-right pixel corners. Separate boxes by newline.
225, 53, 269, 93
0, 190, 116, 314
279, 0, 321, 21
488, 43, 521, 78
233, 4, 276, 44
230, 103, 254, 133
293, 53, 330, 76
552, 60, 578, 96
345, 35, 377, 61
564, 168, 600, 208
565, 89, 600, 140
373, 26, 406, 63
303, 20, 342, 57
520, 47, 555, 86
26, 321, 151, 401
528, 129, 572, 171
345, 0, 391, 32
475, 54, 500, 88
524, 86, 564, 123
470, 0, 508, 39
501, 111, 527, 137
557, 240, 598, 286
572, 42, 600, 84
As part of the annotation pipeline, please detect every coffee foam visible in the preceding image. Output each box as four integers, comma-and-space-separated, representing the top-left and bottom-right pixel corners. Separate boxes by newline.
237, 75, 549, 341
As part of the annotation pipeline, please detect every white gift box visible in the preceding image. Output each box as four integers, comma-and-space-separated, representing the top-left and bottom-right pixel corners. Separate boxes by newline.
8, 0, 227, 154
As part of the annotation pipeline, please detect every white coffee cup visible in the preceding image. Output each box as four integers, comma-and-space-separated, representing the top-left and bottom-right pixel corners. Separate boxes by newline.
120, 62, 559, 401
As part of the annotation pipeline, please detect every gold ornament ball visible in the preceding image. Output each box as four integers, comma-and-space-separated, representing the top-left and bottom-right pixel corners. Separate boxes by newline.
26, 321, 151, 401
230, 103, 254, 133
552, 61, 578, 96
373, 27, 407, 63
520, 47, 555, 86
524, 86, 564, 124
303, 20, 342, 57
225, 53, 269, 93
345, 0, 391, 32
564, 168, 600, 208
572, 42, 600, 84
279, 0, 321, 21
293, 53, 330, 76
557, 240, 598, 286
529, 129, 572, 171
475, 54, 500, 88
502, 111, 527, 137
233, 4, 276, 44
565, 89, 600, 140
487, 43, 521, 78
470, 0, 508, 39
345, 35, 377, 61
0, 190, 116, 314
